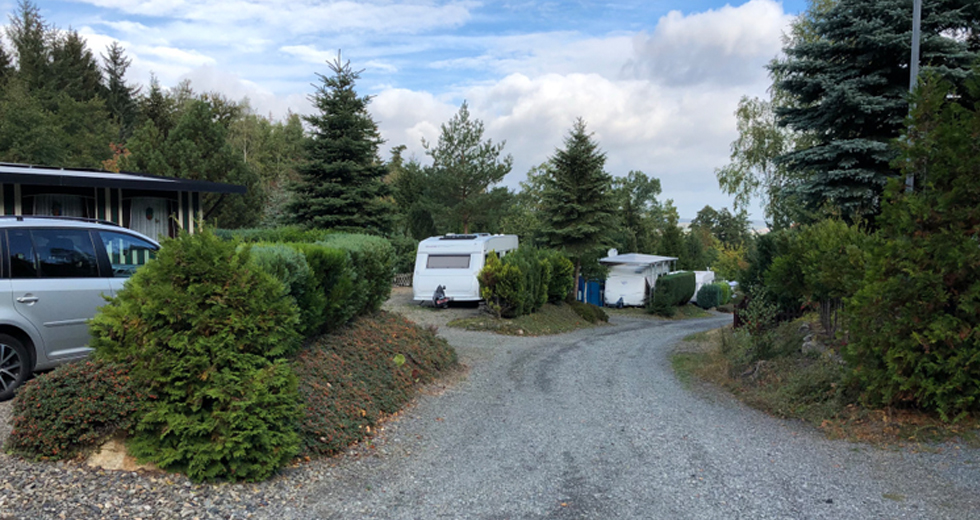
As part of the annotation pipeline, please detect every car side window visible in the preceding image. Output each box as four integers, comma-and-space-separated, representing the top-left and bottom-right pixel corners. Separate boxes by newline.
99, 231, 157, 278
31, 229, 100, 278
7, 230, 38, 279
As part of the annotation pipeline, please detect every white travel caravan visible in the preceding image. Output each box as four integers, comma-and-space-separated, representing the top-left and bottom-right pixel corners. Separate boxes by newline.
413, 234, 519, 303
600, 250, 677, 307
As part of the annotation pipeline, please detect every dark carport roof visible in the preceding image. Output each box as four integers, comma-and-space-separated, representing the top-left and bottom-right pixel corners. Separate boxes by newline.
0, 163, 246, 194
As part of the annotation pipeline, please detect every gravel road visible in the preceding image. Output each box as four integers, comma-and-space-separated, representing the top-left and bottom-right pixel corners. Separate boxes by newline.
1, 306, 977, 519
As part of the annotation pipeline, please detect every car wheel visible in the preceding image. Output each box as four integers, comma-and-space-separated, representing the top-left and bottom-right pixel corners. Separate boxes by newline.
0, 334, 30, 401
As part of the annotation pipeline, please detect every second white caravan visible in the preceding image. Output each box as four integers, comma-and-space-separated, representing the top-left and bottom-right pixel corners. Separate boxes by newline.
412, 234, 519, 303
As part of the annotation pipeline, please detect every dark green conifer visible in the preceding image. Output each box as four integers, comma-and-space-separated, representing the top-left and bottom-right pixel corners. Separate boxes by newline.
289, 54, 393, 234
539, 118, 617, 284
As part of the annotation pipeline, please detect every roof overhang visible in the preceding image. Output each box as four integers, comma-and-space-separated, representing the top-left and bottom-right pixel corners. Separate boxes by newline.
0, 163, 246, 195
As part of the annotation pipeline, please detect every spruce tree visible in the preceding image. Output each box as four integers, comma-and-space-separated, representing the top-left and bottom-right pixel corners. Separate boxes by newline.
5, 0, 49, 94
289, 54, 393, 234
539, 118, 616, 284
49, 29, 103, 103
0, 43, 12, 84
771, 0, 980, 221
102, 41, 140, 141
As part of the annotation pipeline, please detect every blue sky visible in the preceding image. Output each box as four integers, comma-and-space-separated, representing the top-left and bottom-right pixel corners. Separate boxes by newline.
3, 1, 810, 222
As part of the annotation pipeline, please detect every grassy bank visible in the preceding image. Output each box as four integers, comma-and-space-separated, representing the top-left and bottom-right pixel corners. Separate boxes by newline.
672, 320, 980, 446
448, 302, 606, 336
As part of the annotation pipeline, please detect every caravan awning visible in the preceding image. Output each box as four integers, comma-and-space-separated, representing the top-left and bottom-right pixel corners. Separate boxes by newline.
599, 253, 678, 266
0, 163, 246, 194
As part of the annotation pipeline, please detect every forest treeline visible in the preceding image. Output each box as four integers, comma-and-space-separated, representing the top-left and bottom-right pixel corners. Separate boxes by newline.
0, 1, 750, 277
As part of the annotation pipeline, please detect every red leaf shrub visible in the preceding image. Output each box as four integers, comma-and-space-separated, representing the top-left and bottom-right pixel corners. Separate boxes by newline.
293, 312, 457, 457
5, 361, 143, 460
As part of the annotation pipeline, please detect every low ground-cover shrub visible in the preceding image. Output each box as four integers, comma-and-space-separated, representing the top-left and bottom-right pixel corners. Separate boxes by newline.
293, 312, 457, 457
568, 301, 608, 324
675, 319, 847, 426
5, 361, 143, 460
91, 229, 303, 483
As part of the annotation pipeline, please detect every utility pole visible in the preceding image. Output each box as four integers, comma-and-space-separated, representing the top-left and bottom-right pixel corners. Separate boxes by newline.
906, 0, 922, 193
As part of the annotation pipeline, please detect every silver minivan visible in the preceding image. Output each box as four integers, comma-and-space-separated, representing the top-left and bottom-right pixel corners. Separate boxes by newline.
0, 216, 160, 400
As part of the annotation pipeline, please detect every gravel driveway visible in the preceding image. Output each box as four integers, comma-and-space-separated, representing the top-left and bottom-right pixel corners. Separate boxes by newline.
1, 310, 977, 519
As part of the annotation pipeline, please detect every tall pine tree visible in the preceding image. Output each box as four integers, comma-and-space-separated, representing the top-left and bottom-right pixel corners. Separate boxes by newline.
771, 0, 980, 221
423, 101, 512, 234
539, 118, 616, 284
289, 54, 393, 234
102, 41, 140, 141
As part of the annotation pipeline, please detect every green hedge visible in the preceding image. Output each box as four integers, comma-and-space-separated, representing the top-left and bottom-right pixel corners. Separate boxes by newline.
480, 247, 570, 318
250, 244, 327, 336
696, 284, 722, 309
545, 251, 575, 303
224, 229, 395, 333
216, 226, 333, 244
696, 281, 732, 309
648, 271, 696, 315
316, 234, 395, 315
718, 281, 732, 305
479, 253, 525, 318
287, 242, 357, 331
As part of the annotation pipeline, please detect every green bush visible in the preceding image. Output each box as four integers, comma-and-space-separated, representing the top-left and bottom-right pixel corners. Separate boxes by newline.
90, 229, 302, 482
503, 247, 551, 316
317, 233, 395, 315
844, 73, 980, 421
568, 300, 608, 324
648, 271, 696, 315
545, 251, 575, 303
293, 312, 457, 457
717, 282, 732, 305
696, 283, 722, 309
5, 361, 143, 460
480, 253, 525, 318
288, 242, 358, 330
250, 243, 327, 336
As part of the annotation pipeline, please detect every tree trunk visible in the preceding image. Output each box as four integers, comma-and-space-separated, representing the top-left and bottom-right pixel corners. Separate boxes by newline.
574, 259, 581, 303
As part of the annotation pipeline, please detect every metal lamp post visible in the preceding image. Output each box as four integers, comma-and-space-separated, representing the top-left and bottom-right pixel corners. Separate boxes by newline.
906, 0, 922, 193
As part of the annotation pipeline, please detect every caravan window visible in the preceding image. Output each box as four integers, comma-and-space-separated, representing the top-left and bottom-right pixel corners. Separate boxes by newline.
427, 254, 470, 269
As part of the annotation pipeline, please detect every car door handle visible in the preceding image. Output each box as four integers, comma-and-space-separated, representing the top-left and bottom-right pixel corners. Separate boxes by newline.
16, 296, 39, 304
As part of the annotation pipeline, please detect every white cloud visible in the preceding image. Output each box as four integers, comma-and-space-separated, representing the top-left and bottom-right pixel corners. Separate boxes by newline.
624, 0, 792, 86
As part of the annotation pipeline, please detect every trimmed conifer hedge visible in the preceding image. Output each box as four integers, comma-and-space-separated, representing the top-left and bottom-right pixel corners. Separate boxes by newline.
479, 248, 574, 318
221, 229, 395, 333
648, 271, 696, 316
